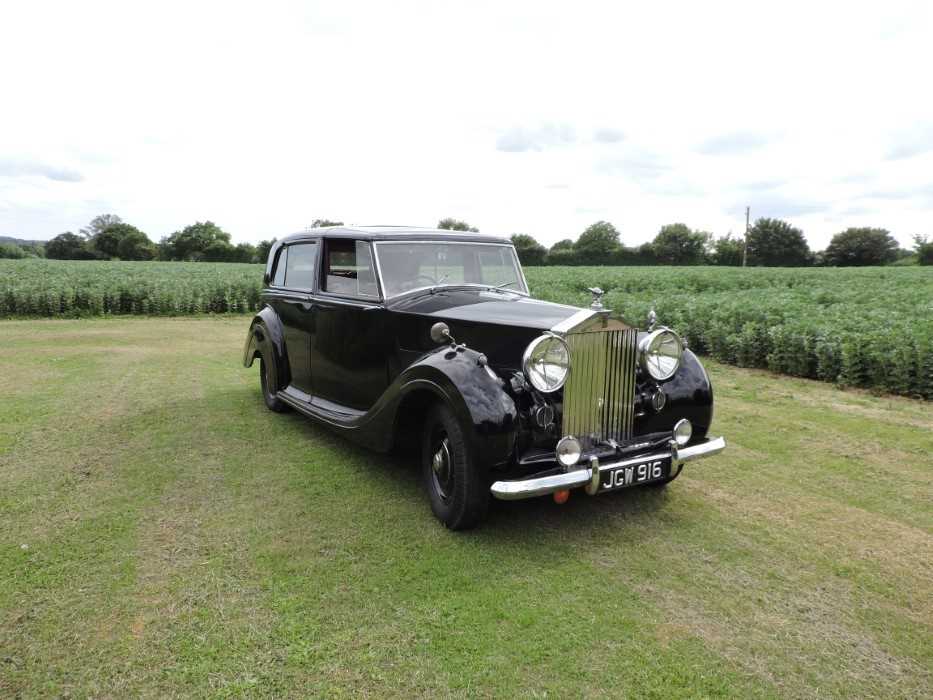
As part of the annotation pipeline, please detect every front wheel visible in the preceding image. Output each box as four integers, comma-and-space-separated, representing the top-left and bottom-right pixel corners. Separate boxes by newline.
422, 402, 489, 530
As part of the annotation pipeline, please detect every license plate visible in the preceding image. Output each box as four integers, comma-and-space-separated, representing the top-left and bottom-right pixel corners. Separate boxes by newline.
597, 457, 671, 493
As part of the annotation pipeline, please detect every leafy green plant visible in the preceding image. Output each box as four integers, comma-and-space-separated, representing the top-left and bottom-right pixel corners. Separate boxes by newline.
1, 260, 930, 398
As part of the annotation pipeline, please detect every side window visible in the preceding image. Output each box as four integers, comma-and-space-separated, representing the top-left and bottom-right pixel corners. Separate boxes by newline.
284, 243, 318, 290
324, 240, 379, 298
272, 247, 288, 286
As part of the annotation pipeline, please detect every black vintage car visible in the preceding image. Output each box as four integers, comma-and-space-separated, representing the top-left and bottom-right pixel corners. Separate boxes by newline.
243, 226, 726, 529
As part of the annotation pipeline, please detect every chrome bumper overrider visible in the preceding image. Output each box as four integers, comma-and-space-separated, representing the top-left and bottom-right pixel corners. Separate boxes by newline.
490, 436, 727, 501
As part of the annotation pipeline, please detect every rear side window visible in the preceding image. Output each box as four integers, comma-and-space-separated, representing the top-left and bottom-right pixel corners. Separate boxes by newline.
324, 240, 379, 298
272, 247, 288, 286
284, 243, 318, 290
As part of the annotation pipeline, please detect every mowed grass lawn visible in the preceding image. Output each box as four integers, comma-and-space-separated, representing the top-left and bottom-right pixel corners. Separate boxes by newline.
1, 318, 931, 698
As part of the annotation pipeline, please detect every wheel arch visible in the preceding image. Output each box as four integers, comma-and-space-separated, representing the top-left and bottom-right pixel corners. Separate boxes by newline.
385, 348, 518, 469
242, 307, 291, 392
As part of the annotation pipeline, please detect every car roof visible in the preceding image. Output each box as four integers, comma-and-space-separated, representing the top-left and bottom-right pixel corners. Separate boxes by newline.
278, 225, 512, 245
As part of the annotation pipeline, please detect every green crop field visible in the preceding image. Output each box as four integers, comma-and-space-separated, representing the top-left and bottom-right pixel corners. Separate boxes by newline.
0, 259, 262, 316
1, 318, 931, 697
1, 259, 931, 397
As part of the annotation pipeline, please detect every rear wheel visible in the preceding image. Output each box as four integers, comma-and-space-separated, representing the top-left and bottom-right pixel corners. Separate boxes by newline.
259, 355, 289, 413
422, 402, 489, 530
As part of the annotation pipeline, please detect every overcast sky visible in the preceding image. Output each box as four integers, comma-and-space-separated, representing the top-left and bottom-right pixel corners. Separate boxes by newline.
2, 0, 932, 249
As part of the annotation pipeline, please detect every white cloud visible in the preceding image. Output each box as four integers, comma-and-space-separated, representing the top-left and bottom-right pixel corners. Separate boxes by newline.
0, 159, 83, 182
0, 0, 932, 250
698, 131, 777, 156
593, 128, 625, 144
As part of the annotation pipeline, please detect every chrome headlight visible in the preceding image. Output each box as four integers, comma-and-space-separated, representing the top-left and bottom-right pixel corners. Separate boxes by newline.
522, 334, 570, 393
639, 328, 684, 381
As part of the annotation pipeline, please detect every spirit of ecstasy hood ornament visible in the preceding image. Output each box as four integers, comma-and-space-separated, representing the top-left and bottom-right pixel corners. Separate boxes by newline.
587, 287, 605, 310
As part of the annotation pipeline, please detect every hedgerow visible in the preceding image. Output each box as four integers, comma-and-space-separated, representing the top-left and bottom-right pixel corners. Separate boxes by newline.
1, 260, 930, 398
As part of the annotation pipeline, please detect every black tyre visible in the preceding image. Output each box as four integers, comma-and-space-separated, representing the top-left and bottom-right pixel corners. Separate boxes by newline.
422, 402, 489, 530
259, 355, 289, 413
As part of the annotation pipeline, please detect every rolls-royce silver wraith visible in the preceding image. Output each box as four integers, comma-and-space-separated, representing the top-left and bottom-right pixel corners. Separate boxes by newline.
243, 226, 726, 529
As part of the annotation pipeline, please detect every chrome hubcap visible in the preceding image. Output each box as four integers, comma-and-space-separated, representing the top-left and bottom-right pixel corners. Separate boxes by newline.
431, 436, 453, 502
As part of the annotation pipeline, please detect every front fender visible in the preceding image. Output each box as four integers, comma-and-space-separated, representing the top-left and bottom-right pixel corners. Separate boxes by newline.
242, 307, 290, 391
300, 344, 518, 467
635, 349, 714, 439
375, 345, 518, 468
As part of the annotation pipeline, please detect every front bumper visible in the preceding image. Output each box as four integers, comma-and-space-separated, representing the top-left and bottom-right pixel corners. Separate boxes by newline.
490, 436, 727, 501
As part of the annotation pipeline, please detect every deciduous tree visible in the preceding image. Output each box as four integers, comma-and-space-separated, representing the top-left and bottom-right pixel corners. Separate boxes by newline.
256, 238, 277, 263
0, 243, 27, 259
824, 227, 899, 266
115, 227, 156, 260
915, 235, 933, 265
746, 218, 810, 266
80, 214, 123, 240
159, 221, 232, 261
92, 222, 153, 260
510, 234, 547, 266
550, 238, 574, 252
709, 234, 745, 266
437, 218, 479, 232
651, 223, 707, 265
575, 221, 621, 262
46, 232, 96, 259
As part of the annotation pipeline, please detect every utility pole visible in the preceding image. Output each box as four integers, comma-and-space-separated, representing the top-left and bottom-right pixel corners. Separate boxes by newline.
742, 206, 750, 267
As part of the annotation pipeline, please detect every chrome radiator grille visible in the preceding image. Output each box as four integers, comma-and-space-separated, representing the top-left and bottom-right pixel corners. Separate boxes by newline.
561, 328, 638, 445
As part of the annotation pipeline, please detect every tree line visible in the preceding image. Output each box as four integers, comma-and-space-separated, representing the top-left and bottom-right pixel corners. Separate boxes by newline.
1, 216, 340, 264
4, 214, 931, 267
508, 220, 932, 267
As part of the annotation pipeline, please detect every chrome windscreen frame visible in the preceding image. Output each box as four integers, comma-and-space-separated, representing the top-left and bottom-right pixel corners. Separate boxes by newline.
372, 240, 531, 301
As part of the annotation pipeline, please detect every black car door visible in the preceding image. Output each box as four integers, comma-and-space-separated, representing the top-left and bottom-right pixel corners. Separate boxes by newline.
310, 238, 391, 411
267, 241, 319, 396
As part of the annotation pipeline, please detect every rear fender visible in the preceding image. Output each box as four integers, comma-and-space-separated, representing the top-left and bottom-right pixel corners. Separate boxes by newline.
243, 307, 290, 391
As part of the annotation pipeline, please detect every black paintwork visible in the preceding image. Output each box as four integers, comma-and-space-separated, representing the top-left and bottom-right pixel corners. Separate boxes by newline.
244, 226, 714, 476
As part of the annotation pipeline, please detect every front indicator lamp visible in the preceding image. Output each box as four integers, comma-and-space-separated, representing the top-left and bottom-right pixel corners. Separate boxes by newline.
556, 436, 582, 469
673, 418, 693, 446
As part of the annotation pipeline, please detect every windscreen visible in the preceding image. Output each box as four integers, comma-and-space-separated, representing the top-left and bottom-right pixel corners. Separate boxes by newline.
374, 242, 526, 297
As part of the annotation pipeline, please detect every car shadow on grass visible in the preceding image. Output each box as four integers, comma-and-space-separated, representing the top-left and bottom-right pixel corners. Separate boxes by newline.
286, 414, 676, 542
277, 401, 671, 548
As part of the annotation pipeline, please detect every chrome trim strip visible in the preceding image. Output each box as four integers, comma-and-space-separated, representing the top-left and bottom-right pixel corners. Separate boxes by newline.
490, 469, 591, 500
550, 308, 597, 335
675, 435, 726, 463
489, 436, 726, 500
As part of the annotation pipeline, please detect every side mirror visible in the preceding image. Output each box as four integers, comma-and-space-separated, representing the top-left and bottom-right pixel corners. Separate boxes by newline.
430, 321, 454, 345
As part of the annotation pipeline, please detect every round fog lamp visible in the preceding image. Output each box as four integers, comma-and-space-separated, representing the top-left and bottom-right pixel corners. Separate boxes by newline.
673, 419, 692, 446
556, 436, 582, 469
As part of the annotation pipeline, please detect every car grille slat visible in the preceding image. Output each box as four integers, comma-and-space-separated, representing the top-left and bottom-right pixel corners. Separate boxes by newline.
562, 328, 637, 446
